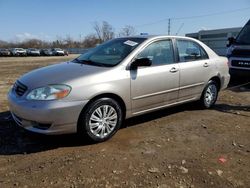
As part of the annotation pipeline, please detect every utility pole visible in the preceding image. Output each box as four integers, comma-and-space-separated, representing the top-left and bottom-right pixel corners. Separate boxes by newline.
168, 18, 171, 35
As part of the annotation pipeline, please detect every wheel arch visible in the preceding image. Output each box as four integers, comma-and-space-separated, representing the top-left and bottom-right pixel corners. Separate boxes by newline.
77, 93, 127, 132
209, 76, 221, 90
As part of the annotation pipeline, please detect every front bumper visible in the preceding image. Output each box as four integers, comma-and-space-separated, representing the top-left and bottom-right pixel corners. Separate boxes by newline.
16, 52, 26, 56
8, 91, 88, 135
229, 68, 250, 78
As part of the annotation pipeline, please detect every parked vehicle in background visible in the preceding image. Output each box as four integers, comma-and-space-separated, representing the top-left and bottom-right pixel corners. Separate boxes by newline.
10, 48, 27, 56
64, 49, 69, 56
40, 49, 53, 56
227, 19, 250, 77
0, 48, 11, 56
8, 36, 230, 142
27, 48, 40, 56
52, 48, 65, 56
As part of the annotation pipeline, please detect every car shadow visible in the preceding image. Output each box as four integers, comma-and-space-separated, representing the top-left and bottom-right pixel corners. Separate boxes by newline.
228, 77, 250, 93
0, 102, 201, 155
213, 104, 250, 117
0, 111, 95, 155
124, 102, 200, 128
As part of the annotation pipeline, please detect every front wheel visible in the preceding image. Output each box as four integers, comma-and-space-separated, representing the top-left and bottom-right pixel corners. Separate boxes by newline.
79, 98, 123, 142
200, 80, 218, 108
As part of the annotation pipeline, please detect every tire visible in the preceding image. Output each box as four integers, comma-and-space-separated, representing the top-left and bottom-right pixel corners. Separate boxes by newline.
200, 80, 219, 108
78, 98, 123, 142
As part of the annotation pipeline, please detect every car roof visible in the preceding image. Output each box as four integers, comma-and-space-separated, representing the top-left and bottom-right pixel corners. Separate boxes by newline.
118, 35, 199, 41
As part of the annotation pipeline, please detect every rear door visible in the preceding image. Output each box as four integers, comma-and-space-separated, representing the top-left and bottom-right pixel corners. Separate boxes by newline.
130, 39, 180, 114
175, 39, 212, 101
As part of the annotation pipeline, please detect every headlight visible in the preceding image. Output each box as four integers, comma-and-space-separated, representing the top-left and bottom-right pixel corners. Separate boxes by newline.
26, 85, 71, 100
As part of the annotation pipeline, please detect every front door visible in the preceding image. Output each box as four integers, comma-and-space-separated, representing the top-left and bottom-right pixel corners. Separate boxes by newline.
130, 39, 179, 114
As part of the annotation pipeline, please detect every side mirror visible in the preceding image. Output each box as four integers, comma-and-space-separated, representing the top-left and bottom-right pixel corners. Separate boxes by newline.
227, 37, 235, 47
130, 58, 152, 69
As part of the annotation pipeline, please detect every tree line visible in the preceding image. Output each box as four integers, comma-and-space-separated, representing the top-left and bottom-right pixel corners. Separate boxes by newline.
0, 21, 136, 49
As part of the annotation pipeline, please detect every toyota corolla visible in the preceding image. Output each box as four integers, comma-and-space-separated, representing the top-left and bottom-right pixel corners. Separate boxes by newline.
8, 36, 230, 142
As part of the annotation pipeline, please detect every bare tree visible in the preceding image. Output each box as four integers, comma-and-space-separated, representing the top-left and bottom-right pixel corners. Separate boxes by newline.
119, 25, 136, 37
93, 21, 115, 42
0, 40, 8, 48
82, 34, 99, 48
64, 35, 74, 48
21, 39, 44, 48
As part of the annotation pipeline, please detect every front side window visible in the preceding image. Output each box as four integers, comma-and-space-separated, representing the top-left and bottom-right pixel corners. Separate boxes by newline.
74, 38, 146, 67
137, 40, 175, 66
176, 40, 208, 62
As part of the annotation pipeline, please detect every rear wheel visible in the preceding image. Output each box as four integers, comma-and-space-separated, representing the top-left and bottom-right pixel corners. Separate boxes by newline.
79, 98, 123, 142
200, 80, 218, 108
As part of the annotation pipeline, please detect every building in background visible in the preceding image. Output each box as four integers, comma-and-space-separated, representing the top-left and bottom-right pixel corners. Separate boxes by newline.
186, 27, 242, 56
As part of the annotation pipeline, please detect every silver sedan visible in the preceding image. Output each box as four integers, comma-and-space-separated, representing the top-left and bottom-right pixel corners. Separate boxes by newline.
8, 35, 230, 142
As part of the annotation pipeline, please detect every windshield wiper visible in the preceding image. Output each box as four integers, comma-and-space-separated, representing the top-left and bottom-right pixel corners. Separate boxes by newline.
73, 58, 82, 64
73, 58, 112, 67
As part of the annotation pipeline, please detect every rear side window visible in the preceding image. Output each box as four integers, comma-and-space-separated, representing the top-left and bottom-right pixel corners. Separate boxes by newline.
176, 40, 208, 62
137, 40, 175, 66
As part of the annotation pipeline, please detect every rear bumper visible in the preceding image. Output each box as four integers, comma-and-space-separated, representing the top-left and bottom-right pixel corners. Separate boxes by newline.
15, 53, 26, 56
28, 53, 40, 56
8, 91, 88, 135
55, 52, 65, 55
221, 73, 231, 90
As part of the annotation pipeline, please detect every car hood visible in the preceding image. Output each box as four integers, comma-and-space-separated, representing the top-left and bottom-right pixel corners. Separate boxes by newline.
19, 62, 107, 89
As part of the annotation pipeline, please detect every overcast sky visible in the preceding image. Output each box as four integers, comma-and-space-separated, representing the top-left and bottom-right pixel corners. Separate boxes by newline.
0, 0, 249, 42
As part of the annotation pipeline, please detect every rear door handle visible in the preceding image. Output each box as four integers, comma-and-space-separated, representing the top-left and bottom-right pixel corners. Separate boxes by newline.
203, 62, 209, 67
170, 67, 178, 73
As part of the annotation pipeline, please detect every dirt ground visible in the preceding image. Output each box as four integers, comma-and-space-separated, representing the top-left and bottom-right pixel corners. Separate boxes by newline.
0, 55, 249, 188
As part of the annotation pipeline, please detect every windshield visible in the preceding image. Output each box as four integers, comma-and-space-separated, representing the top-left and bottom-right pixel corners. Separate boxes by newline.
236, 20, 250, 45
73, 37, 146, 67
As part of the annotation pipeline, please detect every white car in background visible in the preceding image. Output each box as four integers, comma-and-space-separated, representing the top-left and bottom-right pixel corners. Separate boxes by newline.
27, 48, 40, 56
52, 48, 65, 56
11, 48, 27, 56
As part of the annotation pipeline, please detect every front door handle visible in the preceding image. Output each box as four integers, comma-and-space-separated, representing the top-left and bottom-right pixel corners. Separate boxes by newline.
203, 62, 209, 67
170, 67, 178, 73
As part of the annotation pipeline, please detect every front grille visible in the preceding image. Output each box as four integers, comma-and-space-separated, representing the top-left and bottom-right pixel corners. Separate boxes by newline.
231, 49, 250, 58
231, 60, 250, 68
13, 81, 28, 97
